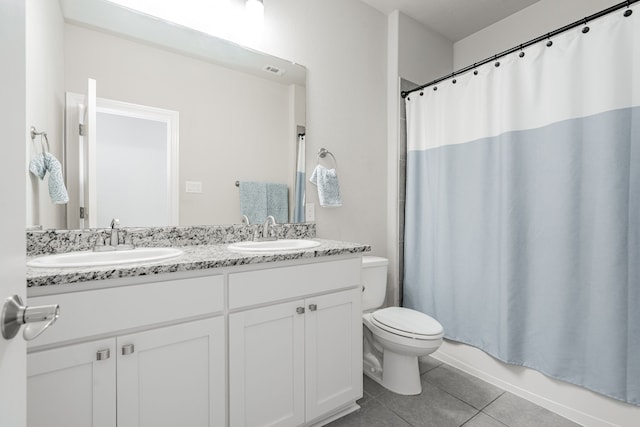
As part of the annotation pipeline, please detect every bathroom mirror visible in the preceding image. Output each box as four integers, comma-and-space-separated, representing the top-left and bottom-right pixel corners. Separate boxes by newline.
27, 0, 306, 229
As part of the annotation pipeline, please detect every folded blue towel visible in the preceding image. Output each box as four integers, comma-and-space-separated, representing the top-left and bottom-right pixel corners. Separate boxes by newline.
266, 183, 289, 224
239, 181, 290, 224
239, 181, 268, 224
310, 165, 342, 207
29, 152, 69, 204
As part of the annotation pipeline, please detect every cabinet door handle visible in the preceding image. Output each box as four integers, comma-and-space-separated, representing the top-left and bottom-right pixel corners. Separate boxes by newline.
96, 349, 111, 361
296, 307, 305, 314
121, 344, 135, 356
308, 304, 317, 312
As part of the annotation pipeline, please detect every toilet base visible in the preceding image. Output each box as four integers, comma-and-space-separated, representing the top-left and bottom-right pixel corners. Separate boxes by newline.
363, 350, 422, 396
362, 312, 442, 396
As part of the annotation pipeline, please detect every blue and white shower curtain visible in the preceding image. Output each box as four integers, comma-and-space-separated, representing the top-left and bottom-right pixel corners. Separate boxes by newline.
404, 8, 639, 405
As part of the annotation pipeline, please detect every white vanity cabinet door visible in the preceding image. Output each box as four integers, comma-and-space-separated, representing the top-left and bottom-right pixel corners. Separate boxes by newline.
229, 300, 306, 427
116, 317, 225, 427
305, 288, 363, 422
27, 338, 116, 427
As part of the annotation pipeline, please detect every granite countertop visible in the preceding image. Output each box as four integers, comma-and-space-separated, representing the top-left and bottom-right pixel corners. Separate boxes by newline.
26, 239, 371, 288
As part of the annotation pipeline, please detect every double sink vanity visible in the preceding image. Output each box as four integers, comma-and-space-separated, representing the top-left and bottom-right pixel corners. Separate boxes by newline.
25, 224, 370, 427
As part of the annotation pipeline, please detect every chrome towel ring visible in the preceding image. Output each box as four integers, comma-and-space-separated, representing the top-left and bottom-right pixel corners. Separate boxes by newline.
317, 148, 337, 169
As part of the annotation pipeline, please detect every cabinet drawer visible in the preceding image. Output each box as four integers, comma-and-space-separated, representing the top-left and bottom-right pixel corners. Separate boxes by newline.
229, 258, 361, 309
28, 275, 224, 348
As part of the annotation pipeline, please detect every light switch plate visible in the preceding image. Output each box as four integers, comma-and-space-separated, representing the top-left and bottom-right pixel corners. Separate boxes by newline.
305, 203, 315, 222
185, 181, 203, 193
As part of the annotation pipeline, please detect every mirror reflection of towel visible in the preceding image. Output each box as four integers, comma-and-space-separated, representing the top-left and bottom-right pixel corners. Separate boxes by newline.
310, 165, 342, 207
29, 152, 69, 204
239, 181, 288, 224
266, 183, 288, 224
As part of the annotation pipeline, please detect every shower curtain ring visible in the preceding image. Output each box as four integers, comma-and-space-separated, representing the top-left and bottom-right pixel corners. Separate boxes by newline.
473, 63, 478, 75
582, 18, 590, 33
546, 34, 553, 47
624, 1, 633, 16
519, 44, 525, 58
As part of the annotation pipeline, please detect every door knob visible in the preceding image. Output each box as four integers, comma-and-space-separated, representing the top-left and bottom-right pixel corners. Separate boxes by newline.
1, 295, 60, 341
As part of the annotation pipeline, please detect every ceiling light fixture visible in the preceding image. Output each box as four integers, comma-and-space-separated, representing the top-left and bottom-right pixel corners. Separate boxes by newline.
105, 0, 264, 47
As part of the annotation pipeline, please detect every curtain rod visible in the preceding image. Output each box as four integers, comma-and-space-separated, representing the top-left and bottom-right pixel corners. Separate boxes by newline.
401, 0, 638, 99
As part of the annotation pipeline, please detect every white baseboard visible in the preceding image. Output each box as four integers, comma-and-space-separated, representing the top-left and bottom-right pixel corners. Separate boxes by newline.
431, 341, 640, 427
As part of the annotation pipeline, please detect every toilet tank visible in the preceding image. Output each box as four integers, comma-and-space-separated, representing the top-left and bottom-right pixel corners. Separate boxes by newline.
361, 256, 389, 312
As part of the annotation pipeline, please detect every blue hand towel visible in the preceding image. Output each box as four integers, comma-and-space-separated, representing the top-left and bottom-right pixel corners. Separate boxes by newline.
239, 181, 268, 224
29, 152, 69, 204
310, 165, 342, 207
266, 183, 289, 224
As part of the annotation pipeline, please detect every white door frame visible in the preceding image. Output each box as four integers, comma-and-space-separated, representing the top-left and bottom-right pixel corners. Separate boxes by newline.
0, 0, 27, 425
65, 94, 179, 229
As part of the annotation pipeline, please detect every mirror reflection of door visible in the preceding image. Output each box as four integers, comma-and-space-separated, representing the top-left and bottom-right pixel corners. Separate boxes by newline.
66, 92, 179, 229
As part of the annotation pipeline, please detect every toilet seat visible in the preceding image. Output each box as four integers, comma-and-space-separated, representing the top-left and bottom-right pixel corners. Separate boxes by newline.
371, 307, 443, 340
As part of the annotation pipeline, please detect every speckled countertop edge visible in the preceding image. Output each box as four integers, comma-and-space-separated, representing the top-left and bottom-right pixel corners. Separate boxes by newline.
26, 239, 371, 287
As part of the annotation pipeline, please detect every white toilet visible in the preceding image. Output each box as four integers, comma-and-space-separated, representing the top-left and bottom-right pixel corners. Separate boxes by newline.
361, 256, 444, 395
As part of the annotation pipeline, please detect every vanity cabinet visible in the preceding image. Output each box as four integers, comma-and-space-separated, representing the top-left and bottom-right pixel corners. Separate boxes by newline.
27, 275, 226, 427
28, 338, 116, 427
229, 300, 306, 427
228, 259, 362, 427
117, 317, 225, 427
27, 255, 364, 427
27, 318, 224, 427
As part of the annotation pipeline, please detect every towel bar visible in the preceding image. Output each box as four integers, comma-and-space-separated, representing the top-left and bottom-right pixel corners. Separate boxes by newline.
30, 126, 50, 153
317, 148, 338, 169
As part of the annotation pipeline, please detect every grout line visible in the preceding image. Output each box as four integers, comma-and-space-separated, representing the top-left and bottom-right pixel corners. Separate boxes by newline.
369, 396, 416, 427
479, 390, 506, 411
459, 412, 481, 427
478, 411, 512, 427
420, 369, 490, 411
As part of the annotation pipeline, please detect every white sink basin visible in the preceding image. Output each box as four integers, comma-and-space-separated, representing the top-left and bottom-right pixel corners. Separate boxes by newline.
227, 239, 321, 253
27, 247, 184, 269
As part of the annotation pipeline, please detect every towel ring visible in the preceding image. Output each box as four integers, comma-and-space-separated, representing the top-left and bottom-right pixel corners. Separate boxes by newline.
30, 126, 50, 153
317, 148, 338, 169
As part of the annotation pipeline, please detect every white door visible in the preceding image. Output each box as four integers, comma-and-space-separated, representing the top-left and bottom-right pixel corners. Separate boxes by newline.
65, 93, 179, 229
117, 317, 226, 427
0, 1, 27, 425
27, 339, 117, 427
305, 289, 363, 421
229, 301, 306, 427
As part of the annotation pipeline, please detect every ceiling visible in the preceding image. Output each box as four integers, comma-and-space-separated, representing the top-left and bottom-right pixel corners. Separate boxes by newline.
359, 0, 541, 41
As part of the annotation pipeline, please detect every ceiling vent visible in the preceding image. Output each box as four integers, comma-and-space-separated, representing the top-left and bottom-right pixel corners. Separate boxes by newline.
262, 65, 286, 76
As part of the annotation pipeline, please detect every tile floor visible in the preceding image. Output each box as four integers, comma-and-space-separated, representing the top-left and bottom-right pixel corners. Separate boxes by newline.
328, 357, 582, 427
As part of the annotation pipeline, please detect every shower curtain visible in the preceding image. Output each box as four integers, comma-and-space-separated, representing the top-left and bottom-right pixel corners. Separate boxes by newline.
404, 8, 639, 405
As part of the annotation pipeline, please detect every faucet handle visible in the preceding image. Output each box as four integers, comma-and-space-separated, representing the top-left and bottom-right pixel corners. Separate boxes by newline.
95, 235, 106, 246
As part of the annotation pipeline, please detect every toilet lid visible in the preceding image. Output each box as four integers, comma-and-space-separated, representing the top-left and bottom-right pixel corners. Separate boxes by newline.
371, 307, 443, 339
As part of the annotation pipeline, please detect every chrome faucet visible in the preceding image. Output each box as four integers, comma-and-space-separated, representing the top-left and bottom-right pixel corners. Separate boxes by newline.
93, 218, 134, 252
256, 216, 277, 241
110, 218, 120, 246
